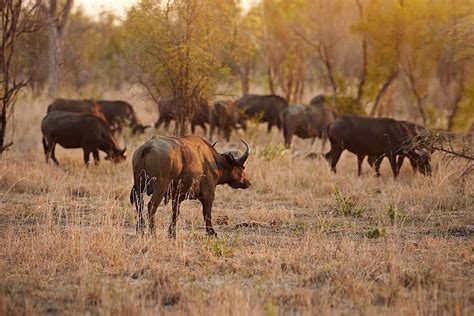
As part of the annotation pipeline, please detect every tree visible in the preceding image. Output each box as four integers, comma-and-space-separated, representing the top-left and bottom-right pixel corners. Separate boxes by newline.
1, 0, 43, 155
353, 0, 403, 117
260, 0, 308, 103
293, 0, 357, 111
228, 8, 261, 96
40, 0, 74, 97
124, 0, 239, 136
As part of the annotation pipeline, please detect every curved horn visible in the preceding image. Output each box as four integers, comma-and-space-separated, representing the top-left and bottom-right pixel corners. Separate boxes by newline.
121, 144, 127, 155
236, 140, 250, 165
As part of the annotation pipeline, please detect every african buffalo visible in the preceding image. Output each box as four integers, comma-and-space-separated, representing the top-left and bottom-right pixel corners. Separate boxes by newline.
41, 111, 127, 165
130, 136, 251, 238
325, 116, 431, 178
97, 100, 151, 134
235, 94, 288, 132
209, 100, 246, 142
155, 96, 210, 133
281, 102, 332, 149
47, 98, 108, 123
364, 121, 431, 176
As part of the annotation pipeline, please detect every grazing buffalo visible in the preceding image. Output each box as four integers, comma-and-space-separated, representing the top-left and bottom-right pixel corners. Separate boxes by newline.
365, 121, 431, 176
209, 100, 246, 142
97, 100, 151, 134
47, 98, 108, 123
281, 102, 332, 149
130, 136, 251, 238
155, 96, 210, 133
235, 94, 288, 132
325, 116, 431, 178
41, 111, 127, 165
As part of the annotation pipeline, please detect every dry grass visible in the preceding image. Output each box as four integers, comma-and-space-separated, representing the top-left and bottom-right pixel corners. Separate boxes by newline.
0, 93, 473, 315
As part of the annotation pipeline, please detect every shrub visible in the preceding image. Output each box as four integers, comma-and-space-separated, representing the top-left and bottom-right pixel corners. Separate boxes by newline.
332, 187, 367, 217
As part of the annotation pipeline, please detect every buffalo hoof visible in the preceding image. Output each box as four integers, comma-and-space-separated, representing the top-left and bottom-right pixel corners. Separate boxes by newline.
206, 228, 217, 237
168, 226, 177, 239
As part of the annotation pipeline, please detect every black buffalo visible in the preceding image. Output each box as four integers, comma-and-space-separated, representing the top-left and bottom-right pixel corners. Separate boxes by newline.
209, 100, 246, 142
155, 96, 210, 133
97, 100, 150, 134
325, 115, 431, 177
47, 98, 108, 123
235, 94, 288, 132
41, 111, 127, 165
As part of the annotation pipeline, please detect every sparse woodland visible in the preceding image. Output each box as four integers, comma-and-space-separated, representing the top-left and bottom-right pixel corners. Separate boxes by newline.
0, 0, 473, 314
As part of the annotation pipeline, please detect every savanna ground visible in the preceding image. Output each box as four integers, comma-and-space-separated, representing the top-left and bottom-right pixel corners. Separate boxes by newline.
1, 91, 473, 315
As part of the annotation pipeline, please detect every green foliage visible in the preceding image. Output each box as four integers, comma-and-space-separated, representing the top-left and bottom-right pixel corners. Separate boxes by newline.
322, 95, 365, 115
386, 203, 406, 224
258, 144, 289, 160
452, 89, 474, 132
332, 187, 367, 217
353, 0, 474, 120
123, 0, 240, 134
367, 227, 386, 239
206, 238, 236, 258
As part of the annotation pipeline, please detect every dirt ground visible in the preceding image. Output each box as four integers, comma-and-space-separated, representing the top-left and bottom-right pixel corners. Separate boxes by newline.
1, 93, 473, 315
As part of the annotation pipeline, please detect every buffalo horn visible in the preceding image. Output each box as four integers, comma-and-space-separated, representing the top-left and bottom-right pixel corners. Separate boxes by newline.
236, 140, 250, 165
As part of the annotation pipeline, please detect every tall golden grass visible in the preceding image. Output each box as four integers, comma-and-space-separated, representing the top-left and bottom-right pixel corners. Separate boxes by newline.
0, 92, 472, 315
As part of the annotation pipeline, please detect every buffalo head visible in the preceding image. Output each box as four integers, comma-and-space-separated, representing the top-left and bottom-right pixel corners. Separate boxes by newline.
220, 140, 252, 189
105, 146, 127, 163
414, 149, 432, 176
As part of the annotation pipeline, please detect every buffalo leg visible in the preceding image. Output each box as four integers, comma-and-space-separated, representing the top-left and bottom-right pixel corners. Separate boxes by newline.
357, 154, 365, 177
42, 137, 49, 164
200, 123, 207, 134
373, 156, 383, 177
283, 126, 294, 149
133, 188, 145, 234
148, 187, 165, 235
83, 149, 91, 165
51, 142, 59, 165
321, 136, 327, 152
325, 146, 343, 174
224, 128, 231, 142
93, 150, 100, 165
168, 198, 181, 239
209, 123, 215, 141
408, 156, 418, 174
201, 198, 217, 236
396, 155, 405, 174
267, 122, 273, 133
389, 154, 398, 178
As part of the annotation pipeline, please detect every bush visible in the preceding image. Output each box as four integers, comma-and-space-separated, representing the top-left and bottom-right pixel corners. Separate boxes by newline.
259, 144, 289, 160
367, 227, 386, 239
332, 187, 367, 217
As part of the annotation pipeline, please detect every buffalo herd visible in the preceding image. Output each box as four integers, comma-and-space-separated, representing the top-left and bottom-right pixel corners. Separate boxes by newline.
40, 94, 436, 237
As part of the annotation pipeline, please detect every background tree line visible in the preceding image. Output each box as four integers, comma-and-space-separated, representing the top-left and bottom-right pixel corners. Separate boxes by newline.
2, 0, 474, 143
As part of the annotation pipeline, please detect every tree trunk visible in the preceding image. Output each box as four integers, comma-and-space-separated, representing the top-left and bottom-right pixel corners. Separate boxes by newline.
44, 0, 74, 97
354, 0, 367, 108
240, 63, 250, 95
356, 38, 367, 106
267, 66, 275, 94
47, 22, 60, 97
320, 45, 338, 112
369, 70, 398, 117
447, 89, 463, 131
